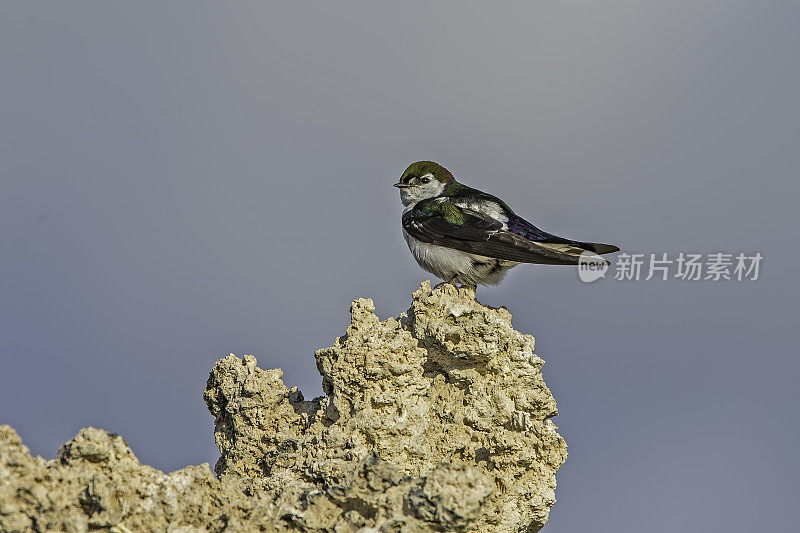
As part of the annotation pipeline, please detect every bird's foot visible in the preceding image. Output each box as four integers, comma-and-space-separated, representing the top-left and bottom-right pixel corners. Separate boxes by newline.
433, 277, 460, 290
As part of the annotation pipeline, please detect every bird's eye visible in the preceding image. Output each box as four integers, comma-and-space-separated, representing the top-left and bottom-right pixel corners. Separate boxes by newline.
420, 176, 431, 184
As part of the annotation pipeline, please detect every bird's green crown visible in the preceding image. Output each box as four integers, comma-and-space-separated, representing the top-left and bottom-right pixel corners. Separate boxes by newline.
399, 161, 455, 185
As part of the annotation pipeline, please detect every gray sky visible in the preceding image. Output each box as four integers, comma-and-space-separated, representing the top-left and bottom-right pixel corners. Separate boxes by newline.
1, 2, 798, 531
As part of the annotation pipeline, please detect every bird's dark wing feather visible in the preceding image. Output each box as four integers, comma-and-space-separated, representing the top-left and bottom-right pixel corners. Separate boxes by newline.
506, 214, 620, 255
403, 204, 613, 265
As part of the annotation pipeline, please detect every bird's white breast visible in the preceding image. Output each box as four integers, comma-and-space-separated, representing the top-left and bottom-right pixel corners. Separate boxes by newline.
403, 230, 517, 286
404, 230, 474, 277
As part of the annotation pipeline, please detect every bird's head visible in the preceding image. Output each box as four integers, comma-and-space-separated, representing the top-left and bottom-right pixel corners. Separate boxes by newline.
394, 161, 455, 206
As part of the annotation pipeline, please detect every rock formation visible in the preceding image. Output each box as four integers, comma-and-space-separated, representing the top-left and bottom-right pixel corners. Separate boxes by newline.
0, 282, 567, 532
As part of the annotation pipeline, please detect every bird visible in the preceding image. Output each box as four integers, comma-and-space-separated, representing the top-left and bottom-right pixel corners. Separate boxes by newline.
395, 161, 619, 288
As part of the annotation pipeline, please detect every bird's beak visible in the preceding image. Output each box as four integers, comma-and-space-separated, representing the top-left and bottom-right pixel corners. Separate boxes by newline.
394, 182, 410, 188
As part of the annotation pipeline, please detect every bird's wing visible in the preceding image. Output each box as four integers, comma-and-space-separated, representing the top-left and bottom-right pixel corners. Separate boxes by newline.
403, 201, 610, 265
506, 214, 620, 256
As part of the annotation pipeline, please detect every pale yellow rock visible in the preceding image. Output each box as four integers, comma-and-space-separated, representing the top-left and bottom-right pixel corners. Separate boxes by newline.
0, 283, 566, 532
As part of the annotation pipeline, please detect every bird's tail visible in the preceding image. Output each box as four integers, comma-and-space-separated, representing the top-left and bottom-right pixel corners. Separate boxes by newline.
575, 242, 620, 255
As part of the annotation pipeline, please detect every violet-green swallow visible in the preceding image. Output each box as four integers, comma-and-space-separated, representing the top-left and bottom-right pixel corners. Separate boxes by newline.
395, 161, 619, 287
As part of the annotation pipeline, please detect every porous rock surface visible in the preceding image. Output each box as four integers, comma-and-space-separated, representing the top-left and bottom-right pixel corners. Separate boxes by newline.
0, 282, 566, 532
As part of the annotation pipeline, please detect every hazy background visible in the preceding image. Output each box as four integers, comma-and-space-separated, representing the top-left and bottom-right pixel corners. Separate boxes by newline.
1, 2, 798, 531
